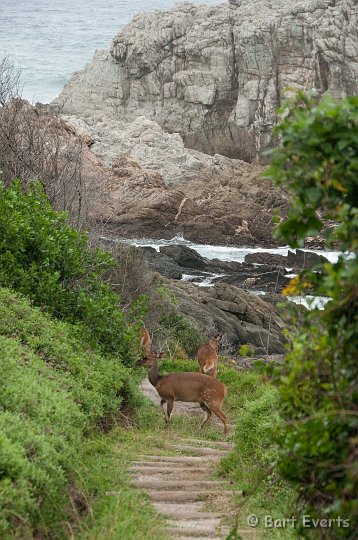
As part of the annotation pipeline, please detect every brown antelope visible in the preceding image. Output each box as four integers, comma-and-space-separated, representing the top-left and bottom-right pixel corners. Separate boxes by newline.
197, 332, 222, 378
146, 353, 228, 434
139, 325, 151, 358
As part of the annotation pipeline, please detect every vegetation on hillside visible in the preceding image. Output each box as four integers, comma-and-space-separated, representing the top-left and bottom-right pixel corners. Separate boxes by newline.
0, 287, 141, 537
0, 180, 148, 537
0, 181, 143, 362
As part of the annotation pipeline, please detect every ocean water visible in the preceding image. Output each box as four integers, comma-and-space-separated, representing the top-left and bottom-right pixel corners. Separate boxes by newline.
0, 0, 223, 104
115, 235, 345, 264
113, 235, 343, 308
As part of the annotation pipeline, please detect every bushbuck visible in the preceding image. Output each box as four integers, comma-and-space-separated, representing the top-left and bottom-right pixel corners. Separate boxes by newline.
139, 325, 151, 358
146, 353, 228, 434
197, 332, 222, 378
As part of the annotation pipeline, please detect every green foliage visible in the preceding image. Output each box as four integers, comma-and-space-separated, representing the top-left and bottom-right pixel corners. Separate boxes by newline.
216, 367, 296, 538
0, 287, 137, 537
264, 93, 358, 249
159, 312, 204, 357
265, 93, 358, 537
0, 181, 139, 361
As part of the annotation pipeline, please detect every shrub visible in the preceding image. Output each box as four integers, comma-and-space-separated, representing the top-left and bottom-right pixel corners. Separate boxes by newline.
265, 93, 358, 537
0, 181, 139, 362
159, 312, 204, 357
0, 287, 137, 537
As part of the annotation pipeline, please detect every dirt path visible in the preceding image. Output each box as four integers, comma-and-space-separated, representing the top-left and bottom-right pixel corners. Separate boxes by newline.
130, 379, 258, 539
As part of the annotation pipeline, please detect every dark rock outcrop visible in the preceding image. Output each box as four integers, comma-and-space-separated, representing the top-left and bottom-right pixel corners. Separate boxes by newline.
217, 264, 291, 293
136, 244, 331, 294
245, 250, 329, 269
159, 245, 207, 270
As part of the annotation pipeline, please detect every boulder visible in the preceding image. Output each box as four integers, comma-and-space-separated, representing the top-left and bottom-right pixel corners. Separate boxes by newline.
245, 252, 289, 267
287, 249, 329, 268
138, 248, 183, 280
160, 245, 207, 270
245, 250, 329, 269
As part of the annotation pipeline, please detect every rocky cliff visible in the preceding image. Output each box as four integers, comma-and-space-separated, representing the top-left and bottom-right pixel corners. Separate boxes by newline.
52, 0, 358, 161
63, 114, 287, 244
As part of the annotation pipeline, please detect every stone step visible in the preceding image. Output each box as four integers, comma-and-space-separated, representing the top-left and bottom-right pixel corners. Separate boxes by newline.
130, 465, 211, 474
168, 518, 221, 530
138, 455, 217, 464
167, 525, 230, 538
170, 445, 228, 456
186, 439, 234, 450
160, 510, 223, 520
153, 501, 205, 515
132, 473, 210, 483
132, 479, 228, 490
147, 490, 240, 502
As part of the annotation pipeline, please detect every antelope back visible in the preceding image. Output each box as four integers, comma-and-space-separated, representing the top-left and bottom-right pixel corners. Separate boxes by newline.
156, 371, 226, 404
139, 325, 151, 355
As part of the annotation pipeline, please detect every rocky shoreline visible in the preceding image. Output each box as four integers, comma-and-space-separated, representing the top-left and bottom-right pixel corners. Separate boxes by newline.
24, 0, 356, 355
48, 0, 357, 247
124, 242, 328, 291
102, 239, 332, 356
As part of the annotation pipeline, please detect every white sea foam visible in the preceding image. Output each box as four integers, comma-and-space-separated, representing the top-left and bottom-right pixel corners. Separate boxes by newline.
115, 235, 347, 264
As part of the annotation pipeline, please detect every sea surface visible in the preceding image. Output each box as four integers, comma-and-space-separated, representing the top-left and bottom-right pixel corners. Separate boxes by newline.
0, 0, 223, 104
0, 0, 224, 103
116, 235, 345, 264
113, 235, 348, 309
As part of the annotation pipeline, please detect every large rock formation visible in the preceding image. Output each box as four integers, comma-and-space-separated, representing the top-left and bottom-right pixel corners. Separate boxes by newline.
65, 115, 287, 244
52, 0, 358, 161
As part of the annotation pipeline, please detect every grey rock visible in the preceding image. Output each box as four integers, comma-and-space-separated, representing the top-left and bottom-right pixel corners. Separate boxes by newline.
217, 264, 291, 293
245, 252, 289, 266
139, 248, 184, 280
168, 281, 287, 355
51, 0, 358, 161
160, 245, 207, 270
245, 249, 329, 269
287, 249, 329, 268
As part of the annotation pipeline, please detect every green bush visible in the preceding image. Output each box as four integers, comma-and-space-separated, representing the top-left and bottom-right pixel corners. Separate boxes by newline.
217, 367, 296, 535
0, 181, 139, 361
0, 288, 132, 418
159, 312, 204, 357
0, 288, 136, 537
265, 93, 358, 537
